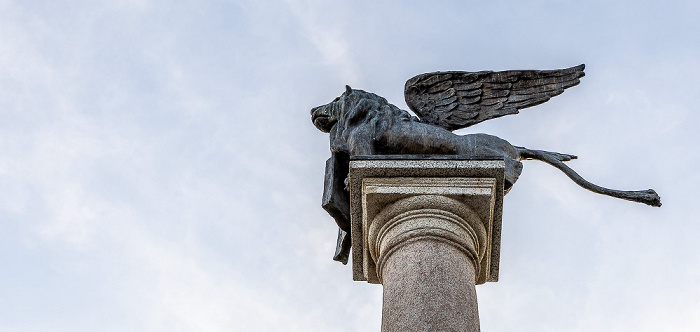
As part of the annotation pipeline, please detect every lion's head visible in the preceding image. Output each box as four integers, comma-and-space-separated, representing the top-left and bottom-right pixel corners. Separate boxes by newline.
310, 86, 393, 133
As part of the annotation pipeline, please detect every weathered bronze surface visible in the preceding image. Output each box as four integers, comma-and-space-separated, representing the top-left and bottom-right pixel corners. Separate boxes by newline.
312, 65, 661, 263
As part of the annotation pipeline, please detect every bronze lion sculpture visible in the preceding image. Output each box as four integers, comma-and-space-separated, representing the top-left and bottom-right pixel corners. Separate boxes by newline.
312, 66, 661, 263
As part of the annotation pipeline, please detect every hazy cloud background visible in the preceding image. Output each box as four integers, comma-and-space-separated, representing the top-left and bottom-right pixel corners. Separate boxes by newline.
1, 1, 698, 331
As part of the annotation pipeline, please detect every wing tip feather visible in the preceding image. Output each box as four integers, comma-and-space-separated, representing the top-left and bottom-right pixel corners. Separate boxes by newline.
405, 64, 587, 131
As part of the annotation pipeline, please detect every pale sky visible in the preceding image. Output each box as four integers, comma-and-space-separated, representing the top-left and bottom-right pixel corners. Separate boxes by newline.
1, 1, 698, 331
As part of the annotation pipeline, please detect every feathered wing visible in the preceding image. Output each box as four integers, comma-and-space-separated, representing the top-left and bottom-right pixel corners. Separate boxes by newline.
404, 64, 585, 131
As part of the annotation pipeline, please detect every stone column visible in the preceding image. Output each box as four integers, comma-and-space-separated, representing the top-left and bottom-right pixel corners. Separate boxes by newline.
348, 158, 504, 332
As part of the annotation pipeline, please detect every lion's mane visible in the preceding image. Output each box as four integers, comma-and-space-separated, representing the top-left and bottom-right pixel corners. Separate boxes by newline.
329, 89, 418, 155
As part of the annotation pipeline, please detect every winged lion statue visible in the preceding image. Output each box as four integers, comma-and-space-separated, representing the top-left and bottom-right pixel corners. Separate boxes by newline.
311, 64, 661, 264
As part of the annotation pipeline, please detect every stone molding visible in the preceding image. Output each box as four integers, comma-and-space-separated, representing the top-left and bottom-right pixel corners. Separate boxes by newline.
349, 158, 505, 284
368, 195, 486, 283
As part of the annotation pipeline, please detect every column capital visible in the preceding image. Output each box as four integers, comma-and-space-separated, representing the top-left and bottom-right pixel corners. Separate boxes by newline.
349, 157, 505, 284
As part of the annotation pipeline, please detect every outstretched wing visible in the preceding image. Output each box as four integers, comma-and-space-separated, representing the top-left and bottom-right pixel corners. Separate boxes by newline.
404, 64, 585, 131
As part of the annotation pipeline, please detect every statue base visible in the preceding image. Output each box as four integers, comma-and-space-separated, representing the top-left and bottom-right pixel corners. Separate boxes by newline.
348, 156, 505, 331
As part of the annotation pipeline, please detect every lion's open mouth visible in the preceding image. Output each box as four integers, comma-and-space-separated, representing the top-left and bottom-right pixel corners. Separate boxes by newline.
313, 115, 333, 133
311, 106, 336, 133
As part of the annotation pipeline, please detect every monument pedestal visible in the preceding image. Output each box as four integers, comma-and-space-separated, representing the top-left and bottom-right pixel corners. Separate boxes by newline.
349, 158, 505, 332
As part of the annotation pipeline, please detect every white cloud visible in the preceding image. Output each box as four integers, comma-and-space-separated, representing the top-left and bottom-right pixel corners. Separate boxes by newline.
0, 1, 698, 331
281, 0, 360, 84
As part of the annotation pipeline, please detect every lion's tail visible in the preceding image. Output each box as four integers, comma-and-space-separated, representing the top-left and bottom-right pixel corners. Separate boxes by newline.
516, 147, 661, 207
